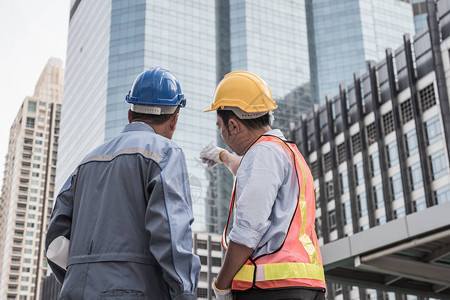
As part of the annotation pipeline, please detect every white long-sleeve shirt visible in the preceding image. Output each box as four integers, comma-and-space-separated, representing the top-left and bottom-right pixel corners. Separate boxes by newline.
229, 129, 300, 257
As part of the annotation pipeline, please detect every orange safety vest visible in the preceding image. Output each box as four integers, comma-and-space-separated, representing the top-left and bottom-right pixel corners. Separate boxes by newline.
222, 135, 326, 291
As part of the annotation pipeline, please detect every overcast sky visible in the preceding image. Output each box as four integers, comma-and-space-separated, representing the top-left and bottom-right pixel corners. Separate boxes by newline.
0, 0, 70, 185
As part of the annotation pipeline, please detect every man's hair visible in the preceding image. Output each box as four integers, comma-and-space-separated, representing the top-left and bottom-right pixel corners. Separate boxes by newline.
130, 106, 180, 125
217, 109, 270, 130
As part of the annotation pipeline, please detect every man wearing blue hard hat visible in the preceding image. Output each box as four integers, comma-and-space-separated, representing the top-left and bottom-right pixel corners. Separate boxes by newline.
46, 67, 201, 299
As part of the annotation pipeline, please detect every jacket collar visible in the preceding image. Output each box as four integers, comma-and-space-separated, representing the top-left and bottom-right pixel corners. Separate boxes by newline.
122, 122, 156, 134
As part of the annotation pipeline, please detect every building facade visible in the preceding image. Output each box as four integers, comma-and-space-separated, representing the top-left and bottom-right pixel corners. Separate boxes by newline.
0, 58, 64, 300
307, 0, 416, 103
292, 1, 450, 298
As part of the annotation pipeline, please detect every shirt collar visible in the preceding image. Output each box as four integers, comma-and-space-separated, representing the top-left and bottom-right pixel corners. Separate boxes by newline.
263, 129, 286, 140
122, 122, 156, 134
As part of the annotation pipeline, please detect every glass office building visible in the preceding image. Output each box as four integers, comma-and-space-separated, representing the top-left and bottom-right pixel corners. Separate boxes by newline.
308, 0, 416, 103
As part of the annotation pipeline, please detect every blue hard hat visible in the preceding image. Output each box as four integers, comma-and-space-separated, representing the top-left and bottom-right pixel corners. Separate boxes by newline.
125, 67, 186, 107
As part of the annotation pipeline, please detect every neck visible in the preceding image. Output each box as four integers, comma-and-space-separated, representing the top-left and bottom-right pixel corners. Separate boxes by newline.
134, 121, 173, 139
236, 125, 271, 155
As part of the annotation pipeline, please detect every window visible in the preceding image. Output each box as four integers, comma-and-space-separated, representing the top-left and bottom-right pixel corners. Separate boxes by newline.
326, 181, 334, 199
337, 143, 346, 164
340, 171, 349, 195
351, 133, 361, 154
405, 129, 418, 156
310, 161, 318, 179
383, 111, 394, 135
358, 192, 368, 217
355, 162, 364, 186
343, 201, 352, 225
373, 184, 384, 209
409, 163, 423, 191
328, 209, 336, 230
324, 152, 332, 172
377, 216, 386, 225
387, 141, 399, 167
435, 185, 450, 204
370, 152, 380, 177
401, 98, 413, 124
419, 84, 436, 111
430, 150, 448, 180
425, 116, 442, 146
27, 101, 36, 112
366, 122, 376, 145
414, 197, 427, 212
26, 117, 35, 129
212, 257, 222, 267
211, 242, 221, 251
196, 240, 207, 249
360, 223, 369, 231
197, 288, 207, 298
394, 206, 406, 219
391, 173, 403, 200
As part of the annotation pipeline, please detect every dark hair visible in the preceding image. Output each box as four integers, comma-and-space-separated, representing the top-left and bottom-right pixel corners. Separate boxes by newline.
217, 109, 270, 130
130, 106, 180, 125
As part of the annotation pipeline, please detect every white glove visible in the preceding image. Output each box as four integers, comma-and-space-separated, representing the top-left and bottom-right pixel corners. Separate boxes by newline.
212, 280, 232, 300
199, 145, 228, 168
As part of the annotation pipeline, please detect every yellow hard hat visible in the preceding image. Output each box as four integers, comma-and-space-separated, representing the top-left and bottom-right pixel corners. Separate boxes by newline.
204, 71, 277, 113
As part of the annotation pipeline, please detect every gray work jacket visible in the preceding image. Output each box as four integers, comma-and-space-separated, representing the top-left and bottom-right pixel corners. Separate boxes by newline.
46, 122, 201, 299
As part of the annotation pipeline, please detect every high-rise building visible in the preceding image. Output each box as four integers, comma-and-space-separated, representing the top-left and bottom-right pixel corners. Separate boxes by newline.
0, 58, 64, 300
292, 1, 450, 298
307, 0, 416, 103
57, 0, 313, 233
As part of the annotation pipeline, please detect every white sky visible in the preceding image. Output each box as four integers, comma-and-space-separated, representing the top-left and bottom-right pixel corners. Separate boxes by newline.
0, 0, 70, 185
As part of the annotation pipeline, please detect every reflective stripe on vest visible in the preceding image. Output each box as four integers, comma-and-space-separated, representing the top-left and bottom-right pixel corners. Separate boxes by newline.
223, 135, 326, 291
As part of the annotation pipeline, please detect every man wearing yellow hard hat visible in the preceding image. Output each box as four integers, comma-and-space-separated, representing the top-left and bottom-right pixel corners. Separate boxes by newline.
200, 71, 326, 300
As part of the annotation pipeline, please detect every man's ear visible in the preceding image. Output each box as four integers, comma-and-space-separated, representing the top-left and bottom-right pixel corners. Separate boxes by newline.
128, 109, 132, 124
169, 113, 179, 131
228, 118, 239, 135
